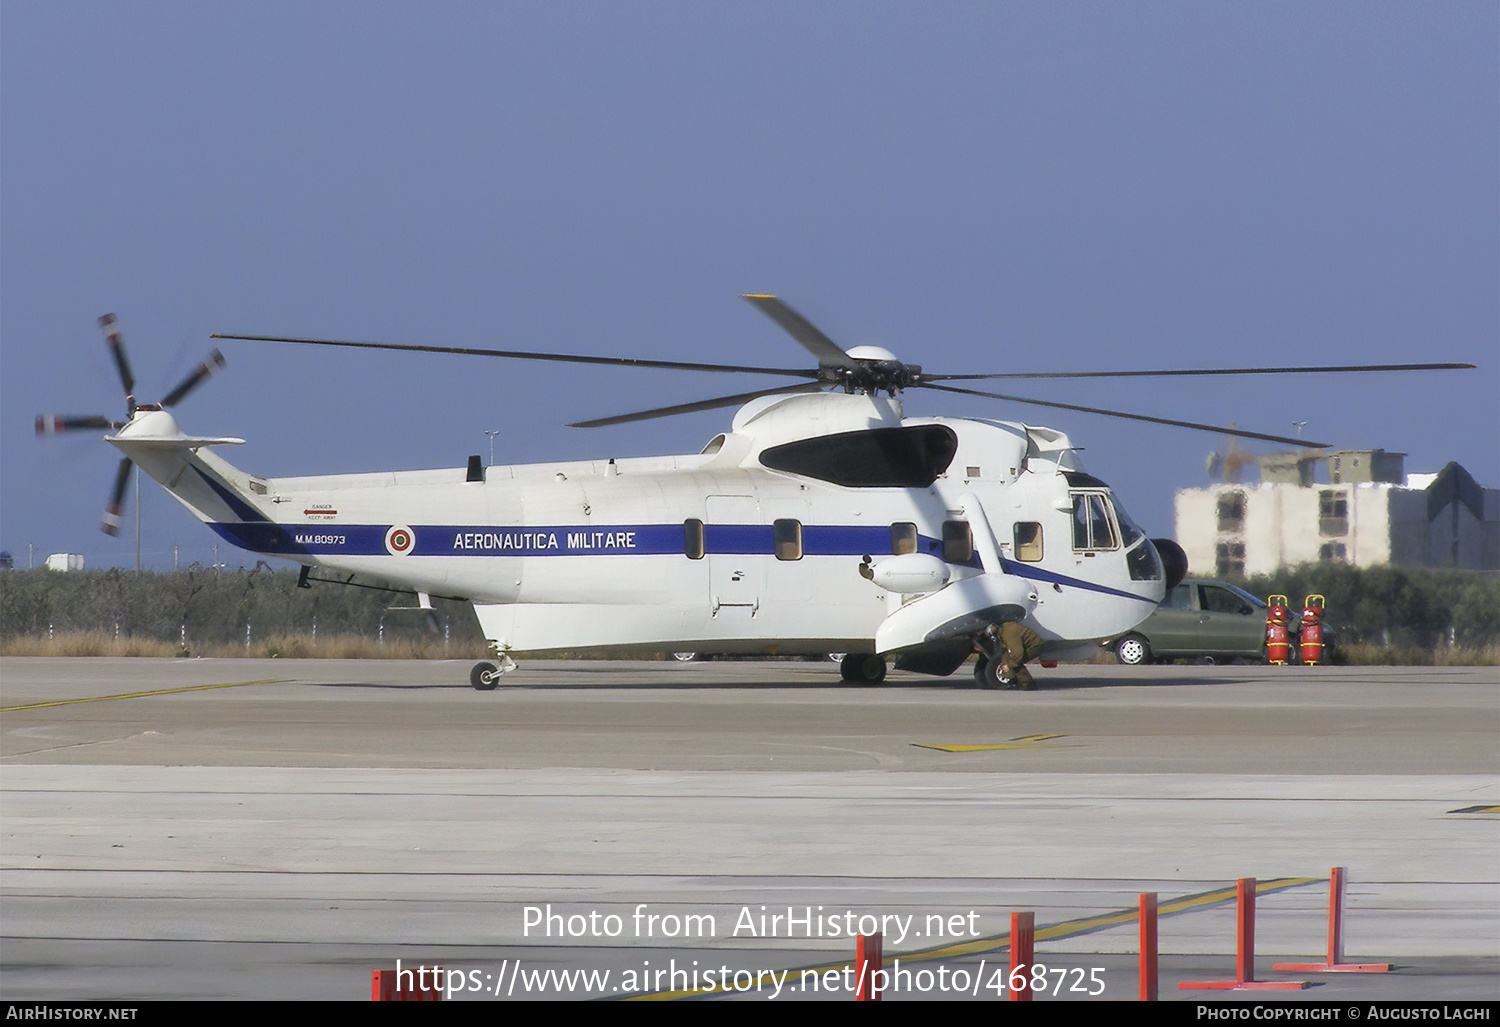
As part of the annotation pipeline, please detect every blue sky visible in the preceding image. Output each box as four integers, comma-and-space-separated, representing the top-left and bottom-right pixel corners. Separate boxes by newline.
3, 2, 1495, 570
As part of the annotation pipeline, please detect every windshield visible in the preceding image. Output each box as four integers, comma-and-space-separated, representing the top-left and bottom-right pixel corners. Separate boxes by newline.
1111, 496, 1147, 548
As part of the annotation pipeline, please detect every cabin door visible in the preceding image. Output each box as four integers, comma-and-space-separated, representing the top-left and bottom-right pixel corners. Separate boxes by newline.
705, 495, 762, 622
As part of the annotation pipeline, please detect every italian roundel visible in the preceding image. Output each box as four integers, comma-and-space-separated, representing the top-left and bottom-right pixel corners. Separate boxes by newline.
384, 525, 416, 556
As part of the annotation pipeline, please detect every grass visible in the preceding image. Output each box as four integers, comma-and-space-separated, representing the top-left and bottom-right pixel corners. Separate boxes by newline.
1331, 642, 1500, 667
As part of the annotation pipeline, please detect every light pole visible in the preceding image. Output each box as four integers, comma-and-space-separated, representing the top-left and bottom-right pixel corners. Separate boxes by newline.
484, 430, 501, 467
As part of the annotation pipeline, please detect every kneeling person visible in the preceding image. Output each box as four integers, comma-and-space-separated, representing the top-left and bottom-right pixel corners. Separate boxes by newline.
997, 620, 1044, 690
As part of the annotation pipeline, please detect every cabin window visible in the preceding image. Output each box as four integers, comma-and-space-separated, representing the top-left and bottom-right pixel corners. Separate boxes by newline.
1013, 522, 1043, 562
890, 522, 918, 555
773, 519, 802, 561
1071, 493, 1117, 551
758, 425, 959, 487
683, 519, 704, 560
942, 520, 973, 564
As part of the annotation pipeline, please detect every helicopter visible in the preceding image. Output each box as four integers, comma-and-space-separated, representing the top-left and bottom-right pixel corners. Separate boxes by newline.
38, 297, 1473, 689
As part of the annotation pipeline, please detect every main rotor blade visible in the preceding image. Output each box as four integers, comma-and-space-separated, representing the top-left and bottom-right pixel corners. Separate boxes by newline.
98, 314, 136, 412
161, 349, 226, 407
568, 383, 826, 428
917, 382, 1329, 448
211, 333, 818, 379
102, 456, 133, 536
741, 295, 857, 370
926, 361, 1476, 381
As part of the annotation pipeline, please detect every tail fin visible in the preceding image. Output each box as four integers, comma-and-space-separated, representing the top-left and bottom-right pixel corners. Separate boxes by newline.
106, 409, 263, 529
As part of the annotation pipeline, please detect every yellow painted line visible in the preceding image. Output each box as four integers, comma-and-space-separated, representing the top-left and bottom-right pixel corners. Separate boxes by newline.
1, 679, 292, 712
624, 877, 1322, 1001
912, 734, 1067, 752
1447, 805, 1500, 814
912, 743, 1049, 752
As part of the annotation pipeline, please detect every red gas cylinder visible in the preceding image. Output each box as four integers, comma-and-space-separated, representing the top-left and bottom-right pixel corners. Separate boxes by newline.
1300, 594, 1326, 666
1266, 595, 1292, 665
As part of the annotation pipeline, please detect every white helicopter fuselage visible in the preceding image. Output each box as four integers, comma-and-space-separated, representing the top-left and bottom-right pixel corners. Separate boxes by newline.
111, 391, 1169, 669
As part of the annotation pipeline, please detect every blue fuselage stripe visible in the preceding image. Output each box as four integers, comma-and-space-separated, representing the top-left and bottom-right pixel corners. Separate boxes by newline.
208, 522, 948, 560
205, 521, 1153, 601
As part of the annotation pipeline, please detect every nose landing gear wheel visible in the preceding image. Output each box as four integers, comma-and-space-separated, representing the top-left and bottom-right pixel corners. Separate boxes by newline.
974, 656, 1009, 690
470, 662, 500, 690
839, 654, 887, 683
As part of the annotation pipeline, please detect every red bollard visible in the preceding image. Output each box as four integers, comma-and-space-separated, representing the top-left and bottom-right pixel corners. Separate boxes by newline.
1010, 911, 1035, 1001
371, 963, 443, 1000
1299, 594, 1326, 666
1273, 868, 1392, 973
1139, 892, 1158, 1001
1266, 596, 1292, 665
1178, 879, 1309, 991
855, 932, 883, 1001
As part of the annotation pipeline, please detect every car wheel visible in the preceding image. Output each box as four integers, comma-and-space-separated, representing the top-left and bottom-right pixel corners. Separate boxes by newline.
671, 652, 698, 662
1115, 634, 1151, 666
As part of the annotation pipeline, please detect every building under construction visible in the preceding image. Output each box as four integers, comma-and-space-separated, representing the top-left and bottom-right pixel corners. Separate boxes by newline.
1175, 449, 1499, 577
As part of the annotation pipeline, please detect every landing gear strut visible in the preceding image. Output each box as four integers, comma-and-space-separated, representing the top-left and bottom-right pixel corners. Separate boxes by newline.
470, 651, 517, 690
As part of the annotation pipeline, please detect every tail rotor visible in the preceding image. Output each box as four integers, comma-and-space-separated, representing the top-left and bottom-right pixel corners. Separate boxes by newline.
35, 315, 227, 535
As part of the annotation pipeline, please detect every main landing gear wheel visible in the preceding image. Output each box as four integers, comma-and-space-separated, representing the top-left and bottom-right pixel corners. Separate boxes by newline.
839, 654, 887, 683
470, 662, 500, 690
1115, 634, 1152, 666
974, 656, 1008, 690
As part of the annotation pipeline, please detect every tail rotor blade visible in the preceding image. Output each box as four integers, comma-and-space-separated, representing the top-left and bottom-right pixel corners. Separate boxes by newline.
102, 456, 133, 536
36, 414, 117, 437
161, 349, 226, 407
98, 314, 137, 413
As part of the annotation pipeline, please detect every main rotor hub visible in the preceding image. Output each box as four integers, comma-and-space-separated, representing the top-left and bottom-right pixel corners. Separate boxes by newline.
827, 346, 921, 395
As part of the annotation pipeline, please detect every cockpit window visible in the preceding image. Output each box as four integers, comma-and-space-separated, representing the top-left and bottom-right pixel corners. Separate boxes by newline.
1126, 538, 1163, 580
1071, 493, 1118, 550
758, 426, 958, 487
